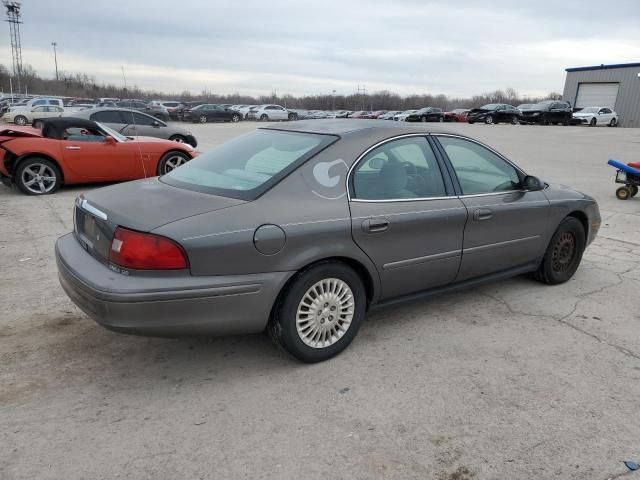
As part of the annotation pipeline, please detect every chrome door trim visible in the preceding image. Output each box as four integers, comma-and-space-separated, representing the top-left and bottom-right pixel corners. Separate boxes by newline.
464, 235, 541, 254
383, 249, 461, 270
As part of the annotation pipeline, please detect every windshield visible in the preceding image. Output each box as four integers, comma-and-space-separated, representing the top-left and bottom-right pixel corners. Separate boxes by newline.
96, 122, 128, 142
480, 104, 500, 110
580, 107, 599, 113
161, 129, 337, 200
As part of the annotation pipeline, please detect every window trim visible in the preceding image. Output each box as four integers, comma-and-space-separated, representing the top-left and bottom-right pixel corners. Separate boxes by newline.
433, 133, 528, 198
347, 133, 453, 203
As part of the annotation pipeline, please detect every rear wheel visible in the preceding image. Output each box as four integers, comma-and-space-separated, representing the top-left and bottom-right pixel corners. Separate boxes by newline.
231, 114, 240, 123
157, 151, 190, 175
14, 115, 28, 126
15, 157, 62, 195
535, 217, 585, 285
511, 115, 518, 125
420, 116, 427, 123
616, 186, 631, 200
268, 262, 366, 363
629, 185, 638, 197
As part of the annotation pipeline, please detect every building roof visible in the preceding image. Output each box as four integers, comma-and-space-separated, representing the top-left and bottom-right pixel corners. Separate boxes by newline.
565, 62, 640, 72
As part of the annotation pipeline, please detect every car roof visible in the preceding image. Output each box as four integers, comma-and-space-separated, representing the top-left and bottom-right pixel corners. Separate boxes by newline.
261, 119, 454, 136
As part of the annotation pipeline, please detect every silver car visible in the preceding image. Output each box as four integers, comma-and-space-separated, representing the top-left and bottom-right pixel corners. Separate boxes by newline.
56, 121, 600, 362
69, 107, 197, 147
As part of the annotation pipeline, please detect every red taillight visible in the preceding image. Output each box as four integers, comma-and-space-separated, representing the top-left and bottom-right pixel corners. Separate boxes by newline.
109, 227, 188, 270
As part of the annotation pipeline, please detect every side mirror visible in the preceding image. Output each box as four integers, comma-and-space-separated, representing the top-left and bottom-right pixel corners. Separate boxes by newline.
105, 136, 116, 145
523, 175, 543, 191
368, 157, 385, 170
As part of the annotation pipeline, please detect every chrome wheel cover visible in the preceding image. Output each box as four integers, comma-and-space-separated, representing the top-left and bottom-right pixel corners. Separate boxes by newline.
21, 163, 57, 194
162, 155, 187, 173
296, 278, 355, 349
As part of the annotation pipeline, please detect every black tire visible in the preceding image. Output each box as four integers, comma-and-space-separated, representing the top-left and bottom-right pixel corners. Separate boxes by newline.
609, 118, 617, 127
268, 262, 366, 363
511, 115, 518, 125
15, 157, 62, 195
589, 118, 596, 127
199, 115, 208, 124
438, 116, 444, 122
288, 113, 298, 121
484, 115, 494, 125
14, 115, 28, 126
616, 186, 631, 200
260, 114, 268, 121
467, 120, 475, 124
630, 185, 638, 197
541, 115, 550, 126
169, 134, 187, 143
231, 114, 240, 123
420, 116, 427, 123
535, 217, 586, 285
157, 151, 191, 175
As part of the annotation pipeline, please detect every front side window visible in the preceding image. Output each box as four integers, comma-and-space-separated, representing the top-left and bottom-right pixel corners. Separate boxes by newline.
33, 106, 46, 112
437, 136, 521, 195
33, 100, 46, 106
352, 137, 447, 200
162, 129, 336, 199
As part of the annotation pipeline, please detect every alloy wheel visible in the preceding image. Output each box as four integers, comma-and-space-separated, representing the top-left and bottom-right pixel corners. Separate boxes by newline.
21, 163, 57, 194
551, 232, 576, 273
162, 154, 187, 173
295, 278, 355, 349
199, 115, 207, 123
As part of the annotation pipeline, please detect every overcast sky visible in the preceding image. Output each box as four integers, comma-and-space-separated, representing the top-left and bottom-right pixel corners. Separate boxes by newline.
2, 0, 639, 98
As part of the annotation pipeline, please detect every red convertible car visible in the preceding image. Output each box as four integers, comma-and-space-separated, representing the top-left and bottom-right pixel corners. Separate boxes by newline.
0, 117, 196, 195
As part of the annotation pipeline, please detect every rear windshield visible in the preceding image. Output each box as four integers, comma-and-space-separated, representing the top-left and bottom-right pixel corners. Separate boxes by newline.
161, 129, 337, 200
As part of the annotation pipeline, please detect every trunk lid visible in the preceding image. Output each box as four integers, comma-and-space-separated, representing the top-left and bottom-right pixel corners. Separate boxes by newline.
75, 178, 245, 263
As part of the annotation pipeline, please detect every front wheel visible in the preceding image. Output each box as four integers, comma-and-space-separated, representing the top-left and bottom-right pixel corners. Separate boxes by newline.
231, 114, 240, 123
589, 118, 596, 127
616, 186, 631, 200
511, 115, 518, 125
15, 157, 62, 195
609, 118, 617, 127
157, 151, 190, 175
169, 134, 186, 143
420, 116, 427, 123
260, 114, 269, 121
629, 185, 638, 197
268, 262, 366, 363
438, 116, 444, 122
14, 115, 28, 126
484, 115, 494, 125
288, 113, 298, 121
199, 115, 208, 124
534, 217, 585, 285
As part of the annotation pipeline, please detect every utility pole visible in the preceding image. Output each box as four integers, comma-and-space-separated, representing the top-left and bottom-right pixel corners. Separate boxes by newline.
51, 42, 59, 80
51, 42, 60, 81
4, 1, 24, 95
332, 89, 336, 111
355, 84, 367, 110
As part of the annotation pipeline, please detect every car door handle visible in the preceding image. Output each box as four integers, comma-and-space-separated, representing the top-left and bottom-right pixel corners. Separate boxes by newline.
473, 208, 493, 221
362, 218, 390, 233
65, 146, 81, 150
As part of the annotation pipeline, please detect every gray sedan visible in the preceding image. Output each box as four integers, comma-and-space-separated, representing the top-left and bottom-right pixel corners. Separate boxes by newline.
56, 121, 600, 362
69, 107, 198, 147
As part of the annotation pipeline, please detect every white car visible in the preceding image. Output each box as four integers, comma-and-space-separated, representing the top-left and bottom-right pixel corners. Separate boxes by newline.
379, 110, 401, 120
572, 107, 618, 127
393, 109, 418, 121
247, 104, 292, 121
2, 105, 65, 125
7, 97, 64, 113
238, 105, 259, 119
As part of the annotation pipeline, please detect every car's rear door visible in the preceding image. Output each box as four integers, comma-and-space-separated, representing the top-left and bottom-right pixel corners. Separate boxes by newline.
349, 135, 467, 300
90, 110, 128, 133
434, 134, 550, 281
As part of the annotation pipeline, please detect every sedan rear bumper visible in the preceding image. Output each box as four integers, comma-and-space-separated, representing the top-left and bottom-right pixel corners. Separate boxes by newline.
55, 233, 293, 337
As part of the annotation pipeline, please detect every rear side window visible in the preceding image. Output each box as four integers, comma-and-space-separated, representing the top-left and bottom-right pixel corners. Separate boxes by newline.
91, 110, 125, 123
437, 136, 521, 195
352, 137, 446, 200
162, 129, 337, 200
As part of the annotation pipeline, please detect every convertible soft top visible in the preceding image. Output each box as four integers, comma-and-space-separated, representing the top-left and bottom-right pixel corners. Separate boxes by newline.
39, 117, 101, 140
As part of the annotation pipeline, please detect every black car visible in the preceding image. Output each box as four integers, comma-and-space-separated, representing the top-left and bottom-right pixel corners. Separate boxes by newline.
405, 107, 444, 122
183, 104, 242, 123
518, 100, 572, 125
467, 103, 520, 125
115, 100, 170, 122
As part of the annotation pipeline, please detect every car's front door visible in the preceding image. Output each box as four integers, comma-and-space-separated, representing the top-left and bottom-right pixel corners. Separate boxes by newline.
598, 108, 612, 125
61, 128, 137, 180
349, 135, 467, 300
435, 135, 550, 280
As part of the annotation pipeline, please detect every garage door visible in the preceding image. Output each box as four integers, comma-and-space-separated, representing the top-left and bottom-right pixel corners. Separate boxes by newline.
575, 83, 619, 109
